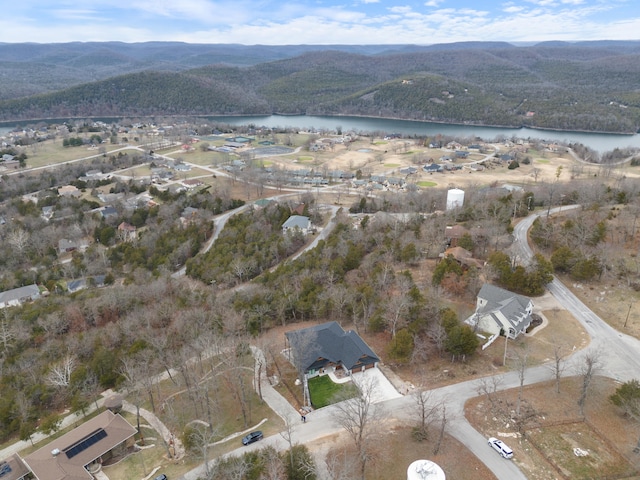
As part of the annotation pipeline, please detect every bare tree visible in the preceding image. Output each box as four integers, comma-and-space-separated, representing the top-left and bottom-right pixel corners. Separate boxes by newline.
427, 323, 447, 356
120, 356, 148, 442
576, 349, 602, 416
219, 339, 254, 427
411, 388, 442, 441
188, 423, 220, 479
548, 344, 567, 394
38, 312, 70, 338
385, 291, 410, 339
260, 446, 287, 480
531, 167, 541, 183
433, 405, 448, 455
512, 347, 530, 417
0, 313, 16, 352
46, 354, 76, 387
476, 375, 503, 415
332, 376, 386, 480
7, 227, 30, 255
279, 412, 297, 473
323, 447, 360, 480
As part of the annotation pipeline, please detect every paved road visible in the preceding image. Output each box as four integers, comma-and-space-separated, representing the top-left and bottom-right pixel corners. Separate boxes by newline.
228, 206, 640, 480
512, 205, 640, 383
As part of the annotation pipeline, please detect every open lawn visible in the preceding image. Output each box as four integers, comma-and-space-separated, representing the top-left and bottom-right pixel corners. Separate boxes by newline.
308, 375, 358, 408
166, 148, 221, 166
22, 140, 127, 168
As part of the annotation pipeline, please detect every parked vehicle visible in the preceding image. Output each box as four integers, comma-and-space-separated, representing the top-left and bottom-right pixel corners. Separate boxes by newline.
154, 474, 167, 480
242, 431, 264, 445
0, 462, 12, 477
488, 437, 513, 459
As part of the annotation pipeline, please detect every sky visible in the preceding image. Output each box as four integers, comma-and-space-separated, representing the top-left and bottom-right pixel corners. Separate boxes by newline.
1, 0, 639, 45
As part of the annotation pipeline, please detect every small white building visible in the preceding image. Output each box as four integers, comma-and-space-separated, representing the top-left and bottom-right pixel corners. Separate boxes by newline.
446, 188, 465, 210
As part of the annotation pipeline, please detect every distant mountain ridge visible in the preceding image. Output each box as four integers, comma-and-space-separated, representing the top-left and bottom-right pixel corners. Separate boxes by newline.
1, 41, 639, 133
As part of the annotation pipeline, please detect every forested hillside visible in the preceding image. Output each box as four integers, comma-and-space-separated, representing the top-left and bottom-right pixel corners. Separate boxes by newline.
1, 41, 640, 133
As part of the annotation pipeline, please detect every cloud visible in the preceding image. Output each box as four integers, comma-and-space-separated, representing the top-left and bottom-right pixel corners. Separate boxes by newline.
389, 6, 414, 14
1, 0, 639, 45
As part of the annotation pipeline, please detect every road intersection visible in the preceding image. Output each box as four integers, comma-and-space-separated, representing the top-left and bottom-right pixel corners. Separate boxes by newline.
192, 205, 640, 480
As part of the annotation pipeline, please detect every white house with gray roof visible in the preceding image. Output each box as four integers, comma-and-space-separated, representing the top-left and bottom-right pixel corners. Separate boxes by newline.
469, 284, 533, 339
282, 215, 311, 235
0, 284, 41, 309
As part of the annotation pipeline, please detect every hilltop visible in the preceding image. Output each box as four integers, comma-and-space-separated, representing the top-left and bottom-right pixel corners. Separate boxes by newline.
1, 41, 640, 133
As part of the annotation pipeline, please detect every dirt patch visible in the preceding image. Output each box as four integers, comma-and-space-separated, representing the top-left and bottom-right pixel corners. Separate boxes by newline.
466, 376, 640, 480
563, 276, 640, 340
309, 421, 497, 480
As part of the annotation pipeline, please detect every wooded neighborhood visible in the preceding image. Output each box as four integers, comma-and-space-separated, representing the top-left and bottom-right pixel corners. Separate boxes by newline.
0, 112, 639, 480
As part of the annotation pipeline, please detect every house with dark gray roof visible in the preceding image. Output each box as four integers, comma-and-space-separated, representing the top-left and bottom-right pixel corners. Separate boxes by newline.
285, 321, 379, 377
423, 163, 443, 173
469, 284, 533, 339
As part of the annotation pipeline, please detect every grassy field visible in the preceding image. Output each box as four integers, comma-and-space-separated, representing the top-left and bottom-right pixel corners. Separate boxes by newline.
308, 375, 358, 408
24, 141, 127, 168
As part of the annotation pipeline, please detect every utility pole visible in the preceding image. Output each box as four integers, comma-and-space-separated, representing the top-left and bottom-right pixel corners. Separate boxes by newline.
503, 331, 509, 366
624, 302, 634, 328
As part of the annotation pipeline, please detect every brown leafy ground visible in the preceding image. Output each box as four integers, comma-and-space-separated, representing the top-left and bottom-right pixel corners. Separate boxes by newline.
308, 423, 497, 480
261, 294, 592, 479
261, 322, 497, 479
466, 376, 640, 480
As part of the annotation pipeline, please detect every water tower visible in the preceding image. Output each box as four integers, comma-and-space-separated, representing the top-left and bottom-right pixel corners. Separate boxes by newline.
446, 188, 465, 210
407, 459, 446, 480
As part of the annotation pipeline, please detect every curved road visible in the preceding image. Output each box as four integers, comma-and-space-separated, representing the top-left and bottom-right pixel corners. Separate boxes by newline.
513, 206, 640, 382
179, 205, 640, 480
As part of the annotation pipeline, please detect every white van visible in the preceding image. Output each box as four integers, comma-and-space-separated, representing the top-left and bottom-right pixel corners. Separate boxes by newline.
488, 437, 514, 459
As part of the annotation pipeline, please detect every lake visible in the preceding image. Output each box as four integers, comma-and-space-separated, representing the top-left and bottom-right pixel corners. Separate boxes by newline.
207, 115, 640, 153
2, 114, 639, 153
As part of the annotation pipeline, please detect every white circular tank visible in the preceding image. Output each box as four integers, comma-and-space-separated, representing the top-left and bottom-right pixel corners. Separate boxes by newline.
407, 460, 446, 480
446, 188, 465, 210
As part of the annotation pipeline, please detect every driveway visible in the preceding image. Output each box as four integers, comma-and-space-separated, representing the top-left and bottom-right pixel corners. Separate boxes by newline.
352, 367, 403, 403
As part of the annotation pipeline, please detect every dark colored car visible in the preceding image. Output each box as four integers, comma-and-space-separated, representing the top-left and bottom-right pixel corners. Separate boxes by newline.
242, 431, 263, 445
0, 462, 12, 477
153, 474, 167, 480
